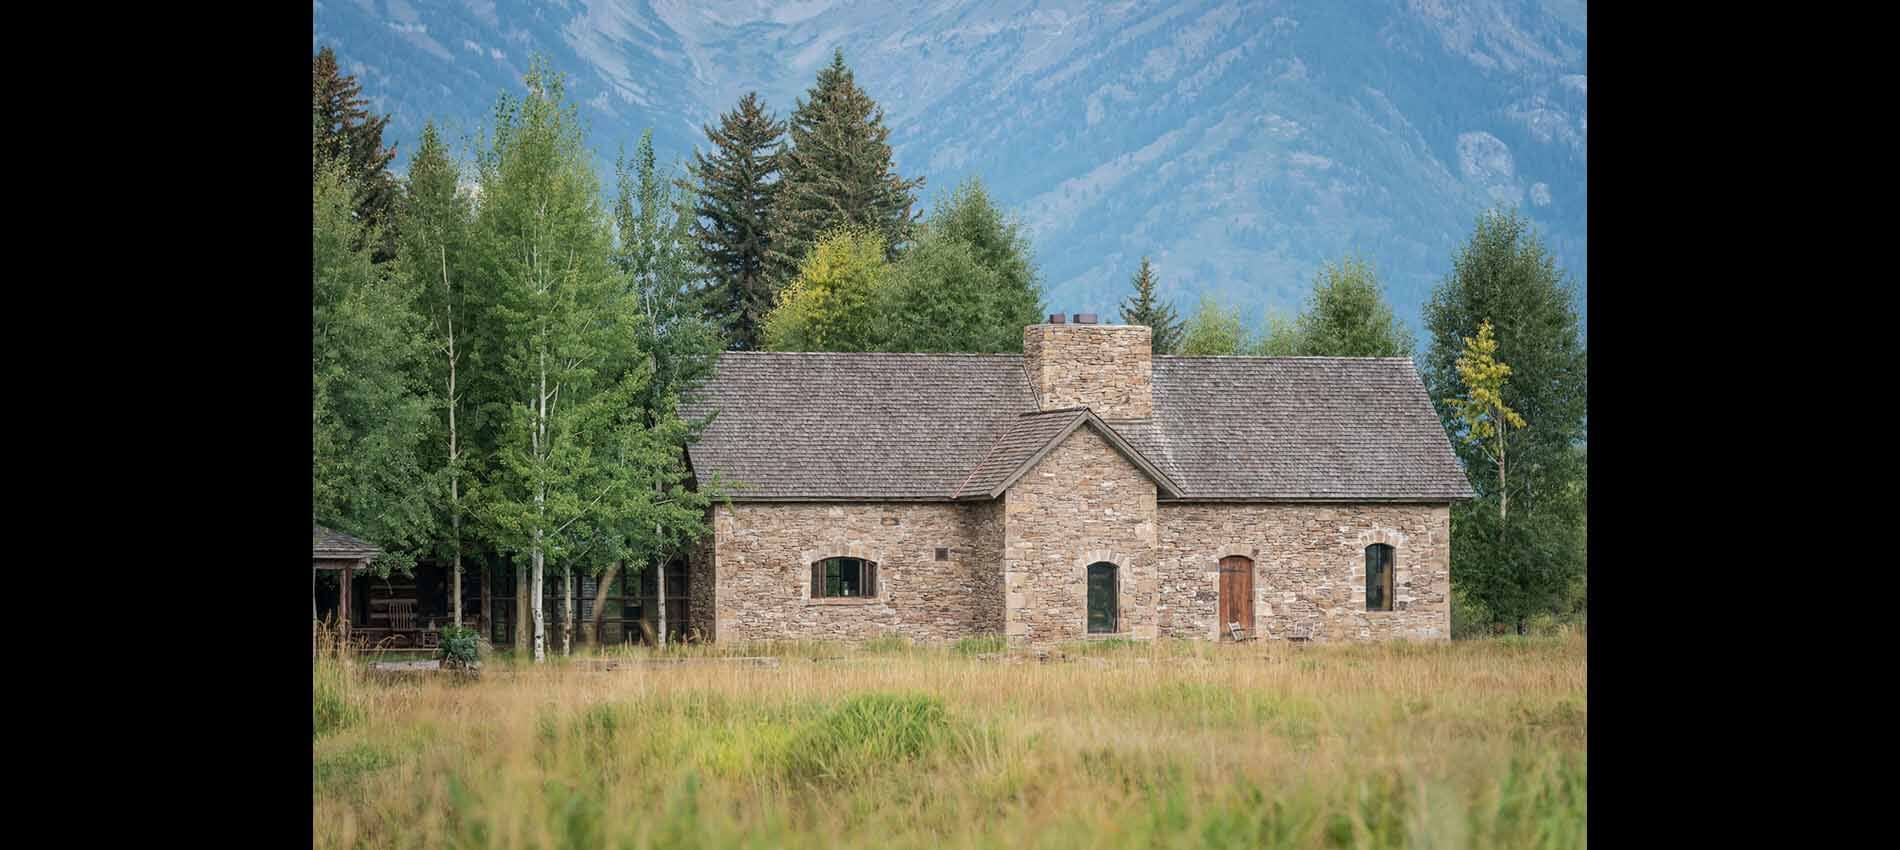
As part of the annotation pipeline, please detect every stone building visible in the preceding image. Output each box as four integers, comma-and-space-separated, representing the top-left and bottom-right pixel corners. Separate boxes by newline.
677, 316, 1473, 646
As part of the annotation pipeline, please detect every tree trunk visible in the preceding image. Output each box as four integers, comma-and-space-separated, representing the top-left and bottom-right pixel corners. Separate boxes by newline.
532, 539, 547, 663
515, 562, 529, 651
657, 558, 668, 649
479, 558, 491, 638
562, 568, 574, 657
443, 244, 464, 628
593, 560, 621, 647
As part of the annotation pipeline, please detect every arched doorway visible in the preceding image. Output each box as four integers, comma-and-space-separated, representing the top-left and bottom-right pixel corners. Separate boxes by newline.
1087, 562, 1119, 634
1219, 555, 1254, 640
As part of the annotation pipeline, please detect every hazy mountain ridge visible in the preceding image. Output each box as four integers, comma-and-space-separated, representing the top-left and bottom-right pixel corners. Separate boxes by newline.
314, 0, 1586, 335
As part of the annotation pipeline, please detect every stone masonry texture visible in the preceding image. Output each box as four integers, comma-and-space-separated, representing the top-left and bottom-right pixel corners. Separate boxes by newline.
1023, 323, 1153, 419
706, 501, 1005, 644
1004, 425, 1158, 645
1156, 503, 1451, 641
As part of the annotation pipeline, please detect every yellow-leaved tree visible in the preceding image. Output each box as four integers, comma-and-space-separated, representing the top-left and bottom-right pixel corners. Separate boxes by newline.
762, 226, 891, 351
1447, 320, 1528, 529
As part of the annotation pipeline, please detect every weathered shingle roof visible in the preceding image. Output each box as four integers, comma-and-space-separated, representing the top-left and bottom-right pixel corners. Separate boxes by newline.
313, 524, 381, 560
677, 352, 1031, 500
681, 352, 1473, 502
953, 408, 1184, 500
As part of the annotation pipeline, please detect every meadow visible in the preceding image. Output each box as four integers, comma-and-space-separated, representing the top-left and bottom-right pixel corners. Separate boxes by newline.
313, 634, 1585, 849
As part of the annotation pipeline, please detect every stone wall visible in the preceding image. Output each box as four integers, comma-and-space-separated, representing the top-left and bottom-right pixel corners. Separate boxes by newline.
1155, 503, 1451, 641
1004, 425, 1159, 645
708, 501, 1004, 644
1022, 323, 1153, 419
686, 518, 717, 642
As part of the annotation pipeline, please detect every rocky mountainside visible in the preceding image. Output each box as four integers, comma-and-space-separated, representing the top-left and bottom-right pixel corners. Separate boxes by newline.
315, 0, 1586, 335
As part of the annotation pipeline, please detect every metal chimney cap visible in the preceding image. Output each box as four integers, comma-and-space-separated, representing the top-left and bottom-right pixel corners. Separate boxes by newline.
1048, 313, 1066, 324
1072, 313, 1098, 325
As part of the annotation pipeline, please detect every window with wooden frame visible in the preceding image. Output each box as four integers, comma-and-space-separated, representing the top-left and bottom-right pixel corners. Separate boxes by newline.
1365, 544, 1395, 612
811, 557, 878, 599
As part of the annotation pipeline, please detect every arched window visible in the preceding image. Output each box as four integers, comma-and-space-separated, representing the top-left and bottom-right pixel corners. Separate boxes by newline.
1366, 544, 1395, 612
811, 557, 878, 599
1087, 562, 1119, 633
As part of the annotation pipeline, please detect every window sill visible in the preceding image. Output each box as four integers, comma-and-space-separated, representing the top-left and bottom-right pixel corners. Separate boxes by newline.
807, 597, 881, 606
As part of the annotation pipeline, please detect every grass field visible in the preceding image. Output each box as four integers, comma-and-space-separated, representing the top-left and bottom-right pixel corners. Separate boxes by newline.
313, 634, 1585, 849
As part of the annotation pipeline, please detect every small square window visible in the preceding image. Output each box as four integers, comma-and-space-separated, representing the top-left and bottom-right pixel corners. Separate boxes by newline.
935, 547, 950, 561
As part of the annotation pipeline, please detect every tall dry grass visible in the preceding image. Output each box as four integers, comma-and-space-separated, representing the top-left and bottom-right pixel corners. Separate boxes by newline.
313, 635, 1585, 849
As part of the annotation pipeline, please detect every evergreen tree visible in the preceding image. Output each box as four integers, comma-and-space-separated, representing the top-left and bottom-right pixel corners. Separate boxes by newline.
874, 177, 1044, 352
313, 46, 400, 260
1285, 256, 1415, 357
1423, 209, 1587, 634
767, 49, 922, 285
1117, 257, 1183, 354
313, 156, 434, 574
683, 92, 785, 350
397, 121, 481, 625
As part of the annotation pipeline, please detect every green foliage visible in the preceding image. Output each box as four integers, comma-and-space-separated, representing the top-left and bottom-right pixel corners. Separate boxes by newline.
1178, 295, 1253, 355
761, 226, 891, 351
1447, 321, 1526, 451
312, 657, 363, 738
767, 49, 923, 286
1279, 255, 1416, 357
951, 634, 1007, 655
313, 157, 434, 575
685, 92, 787, 351
313, 46, 399, 260
873, 178, 1044, 352
1117, 256, 1184, 354
438, 625, 485, 669
782, 693, 954, 783
1425, 209, 1587, 633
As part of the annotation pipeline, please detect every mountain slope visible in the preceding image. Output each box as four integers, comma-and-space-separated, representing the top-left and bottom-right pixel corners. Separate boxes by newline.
314, 0, 1587, 336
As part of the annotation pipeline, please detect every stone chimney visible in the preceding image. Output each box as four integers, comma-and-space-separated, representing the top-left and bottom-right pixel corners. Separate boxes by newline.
1022, 315, 1153, 419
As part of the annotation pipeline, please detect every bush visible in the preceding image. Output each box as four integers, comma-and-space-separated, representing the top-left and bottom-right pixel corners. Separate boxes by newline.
438, 625, 485, 670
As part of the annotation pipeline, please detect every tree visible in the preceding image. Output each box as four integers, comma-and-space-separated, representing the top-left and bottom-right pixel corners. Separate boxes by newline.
1117, 257, 1183, 354
763, 227, 891, 352
873, 177, 1044, 352
1447, 321, 1526, 526
1423, 209, 1587, 634
314, 46, 400, 260
683, 92, 785, 350
1281, 256, 1415, 357
471, 58, 635, 662
604, 129, 725, 648
767, 49, 922, 285
313, 156, 434, 575
1178, 295, 1252, 355
398, 121, 481, 627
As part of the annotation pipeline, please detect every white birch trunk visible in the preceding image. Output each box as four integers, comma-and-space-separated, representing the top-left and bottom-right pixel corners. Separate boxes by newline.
657, 557, 667, 649
562, 568, 574, 656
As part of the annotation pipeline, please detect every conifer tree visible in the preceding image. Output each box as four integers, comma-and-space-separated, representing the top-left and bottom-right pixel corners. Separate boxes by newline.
1117, 257, 1183, 354
767, 49, 922, 285
684, 93, 785, 350
313, 46, 400, 260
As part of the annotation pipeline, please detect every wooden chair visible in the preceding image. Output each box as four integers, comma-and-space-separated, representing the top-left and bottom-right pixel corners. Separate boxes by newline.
388, 599, 417, 631
1228, 621, 1256, 642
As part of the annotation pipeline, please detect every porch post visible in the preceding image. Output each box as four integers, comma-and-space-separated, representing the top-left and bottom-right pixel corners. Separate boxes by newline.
341, 564, 353, 650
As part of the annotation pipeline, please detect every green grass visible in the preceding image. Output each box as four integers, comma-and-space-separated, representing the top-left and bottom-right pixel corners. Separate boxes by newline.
314, 635, 1585, 849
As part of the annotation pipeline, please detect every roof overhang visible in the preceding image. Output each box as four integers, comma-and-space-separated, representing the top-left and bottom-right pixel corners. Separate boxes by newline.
961, 408, 1185, 500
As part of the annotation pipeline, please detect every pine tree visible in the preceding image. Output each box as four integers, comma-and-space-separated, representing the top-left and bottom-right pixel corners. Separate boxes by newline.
1117, 257, 1183, 354
313, 46, 400, 260
767, 49, 922, 285
683, 93, 785, 350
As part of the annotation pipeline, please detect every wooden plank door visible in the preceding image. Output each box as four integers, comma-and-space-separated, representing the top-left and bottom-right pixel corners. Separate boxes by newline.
1218, 556, 1254, 639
